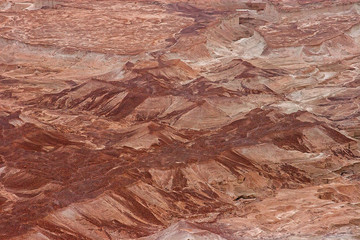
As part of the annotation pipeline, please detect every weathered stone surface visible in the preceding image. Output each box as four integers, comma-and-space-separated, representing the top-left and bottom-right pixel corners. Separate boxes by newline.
1, 0, 360, 239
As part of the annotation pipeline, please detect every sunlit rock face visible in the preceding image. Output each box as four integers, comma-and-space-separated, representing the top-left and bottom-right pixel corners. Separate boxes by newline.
1, 0, 360, 239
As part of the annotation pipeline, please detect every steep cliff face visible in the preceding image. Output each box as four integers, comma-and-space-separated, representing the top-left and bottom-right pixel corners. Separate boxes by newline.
1, 0, 360, 239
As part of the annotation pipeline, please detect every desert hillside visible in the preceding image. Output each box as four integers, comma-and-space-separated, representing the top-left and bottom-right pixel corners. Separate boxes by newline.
1, 0, 360, 239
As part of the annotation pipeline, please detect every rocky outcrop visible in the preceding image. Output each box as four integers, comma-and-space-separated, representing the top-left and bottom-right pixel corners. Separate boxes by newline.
1, 0, 360, 239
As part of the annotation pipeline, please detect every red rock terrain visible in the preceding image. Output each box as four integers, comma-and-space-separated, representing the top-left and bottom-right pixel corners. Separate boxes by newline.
1, 0, 360, 239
